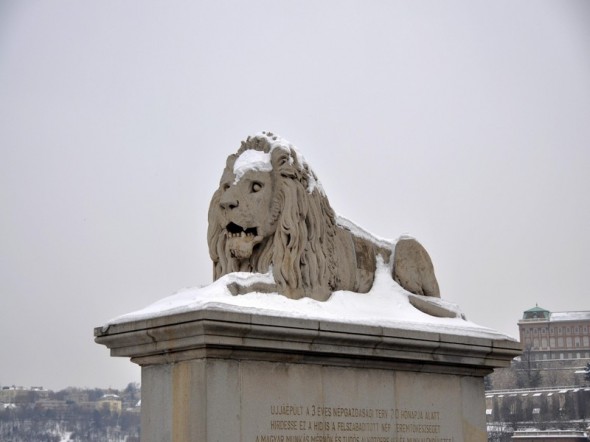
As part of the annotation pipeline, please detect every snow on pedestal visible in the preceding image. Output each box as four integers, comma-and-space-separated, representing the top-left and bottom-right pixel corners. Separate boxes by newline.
95, 263, 520, 442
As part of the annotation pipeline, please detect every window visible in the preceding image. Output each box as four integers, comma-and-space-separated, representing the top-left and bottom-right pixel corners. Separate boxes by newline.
567, 327, 571, 334
558, 328, 563, 335
550, 327, 554, 334
542, 327, 547, 334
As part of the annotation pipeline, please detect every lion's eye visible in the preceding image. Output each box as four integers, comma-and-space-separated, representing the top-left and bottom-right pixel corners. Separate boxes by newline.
222, 184, 230, 191
251, 182, 263, 193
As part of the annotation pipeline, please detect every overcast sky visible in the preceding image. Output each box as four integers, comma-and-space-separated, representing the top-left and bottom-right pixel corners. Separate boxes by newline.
1, 1, 589, 391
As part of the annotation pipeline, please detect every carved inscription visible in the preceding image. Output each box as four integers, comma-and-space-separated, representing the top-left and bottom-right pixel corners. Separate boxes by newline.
254, 403, 454, 442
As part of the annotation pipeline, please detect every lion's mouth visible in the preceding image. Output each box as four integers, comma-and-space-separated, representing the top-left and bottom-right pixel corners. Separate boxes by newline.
225, 222, 263, 259
226, 222, 258, 238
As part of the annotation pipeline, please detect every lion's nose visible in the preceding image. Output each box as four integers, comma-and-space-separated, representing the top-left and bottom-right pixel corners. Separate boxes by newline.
220, 198, 239, 210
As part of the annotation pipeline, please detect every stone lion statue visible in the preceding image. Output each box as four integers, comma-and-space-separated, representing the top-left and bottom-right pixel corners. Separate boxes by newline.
208, 132, 441, 305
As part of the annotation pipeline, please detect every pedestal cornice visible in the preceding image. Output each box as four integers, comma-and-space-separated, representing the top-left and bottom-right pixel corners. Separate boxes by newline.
95, 308, 521, 376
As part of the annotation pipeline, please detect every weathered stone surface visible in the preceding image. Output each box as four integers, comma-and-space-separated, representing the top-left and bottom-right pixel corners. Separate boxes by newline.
208, 132, 440, 302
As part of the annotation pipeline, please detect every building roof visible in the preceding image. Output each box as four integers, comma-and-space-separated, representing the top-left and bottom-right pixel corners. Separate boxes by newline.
550, 311, 590, 322
520, 306, 590, 323
522, 305, 551, 320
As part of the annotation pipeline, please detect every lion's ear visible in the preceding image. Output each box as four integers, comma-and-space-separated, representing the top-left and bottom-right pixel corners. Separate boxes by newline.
225, 154, 237, 170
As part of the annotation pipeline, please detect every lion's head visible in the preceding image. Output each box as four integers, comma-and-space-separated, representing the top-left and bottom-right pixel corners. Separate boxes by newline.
207, 132, 338, 299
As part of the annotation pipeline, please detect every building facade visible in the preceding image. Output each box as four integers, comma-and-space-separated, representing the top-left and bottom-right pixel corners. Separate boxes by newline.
518, 306, 590, 361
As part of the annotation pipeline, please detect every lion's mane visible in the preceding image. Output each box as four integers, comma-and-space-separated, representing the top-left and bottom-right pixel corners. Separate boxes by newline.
207, 134, 340, 299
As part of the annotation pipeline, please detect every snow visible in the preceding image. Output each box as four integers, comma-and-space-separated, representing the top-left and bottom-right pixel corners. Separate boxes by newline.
59, 432, 72, 442
233, 149, 272, 183
550, 311, 590, 322
105, 258, 514, 341
336, 215, 401, 250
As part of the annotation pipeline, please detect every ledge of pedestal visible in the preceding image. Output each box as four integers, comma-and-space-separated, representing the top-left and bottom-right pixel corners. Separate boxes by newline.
95, 306, 521, 375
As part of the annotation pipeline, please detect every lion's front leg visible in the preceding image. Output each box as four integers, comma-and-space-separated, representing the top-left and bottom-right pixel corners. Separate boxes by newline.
226, 280, 279, 296
393, 238, 440, 297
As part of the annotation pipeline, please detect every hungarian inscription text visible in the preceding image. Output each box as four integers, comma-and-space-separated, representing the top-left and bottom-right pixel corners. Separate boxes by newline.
254, 403, 454, 442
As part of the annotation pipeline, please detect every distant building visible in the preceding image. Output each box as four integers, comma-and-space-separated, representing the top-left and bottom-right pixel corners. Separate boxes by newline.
63, 388, 89, 404
518, 305, 590, 361
97, 394, 122, 414
35, 399, 69, 411
486, 386, 590, 429
0, 386, 49, 403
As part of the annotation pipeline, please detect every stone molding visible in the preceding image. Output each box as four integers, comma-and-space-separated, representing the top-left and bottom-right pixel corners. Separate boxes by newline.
95, 309, 521, 375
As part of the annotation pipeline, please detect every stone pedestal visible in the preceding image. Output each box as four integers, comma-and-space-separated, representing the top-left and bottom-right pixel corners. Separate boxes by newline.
95, 308, 520, 442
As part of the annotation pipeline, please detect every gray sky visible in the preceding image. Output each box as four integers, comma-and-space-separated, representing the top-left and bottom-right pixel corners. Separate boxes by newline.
1, 1, 589, 391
